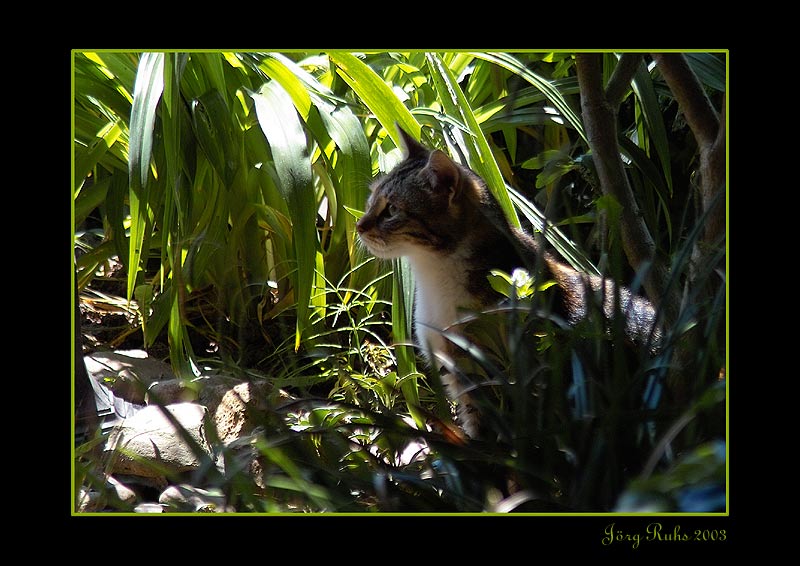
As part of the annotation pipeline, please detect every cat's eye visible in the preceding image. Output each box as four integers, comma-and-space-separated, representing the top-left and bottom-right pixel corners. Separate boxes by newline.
385, 203, 400, 218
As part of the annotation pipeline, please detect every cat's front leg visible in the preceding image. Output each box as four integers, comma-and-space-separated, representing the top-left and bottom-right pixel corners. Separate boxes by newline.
439, 368, 481, 439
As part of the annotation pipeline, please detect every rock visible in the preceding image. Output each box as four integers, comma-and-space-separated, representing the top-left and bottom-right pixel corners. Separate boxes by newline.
85, 352, 300, 507
104, 403, 213, 479
145, 378, 199, 405
76, 475, 137, 512
85, 350, 174, 404
77, 376, 145, 443
159, 484, 231, 512
85, 351, 282, 442
208, 381, 271, 444
114, 473, 168, 493
77, 487, 104, 512
195, 380, 274, 491
134, 503, 165, 513
106, 475, 138, 505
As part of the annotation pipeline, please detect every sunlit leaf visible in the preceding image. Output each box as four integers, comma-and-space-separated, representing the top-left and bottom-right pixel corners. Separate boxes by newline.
127, 52, 164, 302
327, 52, 420, 144
251, 79, 317, 351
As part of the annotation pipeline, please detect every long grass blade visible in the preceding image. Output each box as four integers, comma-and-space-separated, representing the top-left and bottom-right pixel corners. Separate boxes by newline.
74, 120, 124, 190
127, 52, 164, 302
474, 52, 586, 143
327, 52, 421, 144
263, 52, 372, 275
685, 53, 726, 92
631, 59, 674, 195
508, 185, 600, 276
392, 257, 424, 429
251, 80, 317, 351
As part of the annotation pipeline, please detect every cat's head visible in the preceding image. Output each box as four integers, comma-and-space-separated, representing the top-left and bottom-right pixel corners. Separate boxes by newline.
356, 127, 479, 260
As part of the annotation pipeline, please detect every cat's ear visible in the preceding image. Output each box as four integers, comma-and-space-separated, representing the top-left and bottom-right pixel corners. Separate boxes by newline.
396, 124, 429, 159
424, 150, 461, 204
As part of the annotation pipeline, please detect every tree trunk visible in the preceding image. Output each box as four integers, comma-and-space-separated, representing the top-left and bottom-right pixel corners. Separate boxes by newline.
575, 53, 679, 327
651, 53, 726, 277
650, 53, 727, 400
575, 53, 727, 403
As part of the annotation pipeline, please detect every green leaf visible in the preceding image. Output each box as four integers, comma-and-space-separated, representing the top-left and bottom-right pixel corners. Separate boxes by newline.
473, 79, 581, 127
74, 175, 110, 227
82, 51, 138, 97
259, 53, 313, 119
251, 80, 317, 351
618, 135, 672, 243
74, 120, 124, 189
277, 54, 371, 244
194, 52, 230, 106
74, 52, 135, 122
392, 257, 424, 429
685, 53, 726, 92
631, 59, 674, 195
327, 52, 420, 145
127, 52, 165, 302
521, 149, 565, 170
487, 269, 514, 297
507, 185, 600, 276
129, 52, 164, 192
190, 88, 239, 185
474, 52, 586, 143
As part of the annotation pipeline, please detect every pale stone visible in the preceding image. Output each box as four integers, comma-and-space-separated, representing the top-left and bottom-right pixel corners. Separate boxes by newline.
211, 382, 270, 444
145, 379, 199, 405
106, 475, 137, 505
85, 350, 174, 404
134, 503, 165, 513
104, 403, 212, 478
159, 484, 229, 512
77, 488, 104, 512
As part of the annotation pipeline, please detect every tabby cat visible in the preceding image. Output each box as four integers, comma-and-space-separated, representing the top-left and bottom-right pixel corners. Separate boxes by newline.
356, 127, 660, 437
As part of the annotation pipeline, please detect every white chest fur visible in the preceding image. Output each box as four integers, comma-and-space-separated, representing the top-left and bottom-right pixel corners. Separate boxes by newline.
406, 248, 476, 362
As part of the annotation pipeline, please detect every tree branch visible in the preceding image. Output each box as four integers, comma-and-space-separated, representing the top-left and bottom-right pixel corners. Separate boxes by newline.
653, 53, 726, 272
575, 53, 673, 317
651, 53, 720, 149
649, 53, 726, 403
701, 100, 726, 250
605, 53, 642, 108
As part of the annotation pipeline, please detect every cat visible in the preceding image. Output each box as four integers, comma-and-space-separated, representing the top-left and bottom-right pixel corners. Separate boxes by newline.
356, 126, 661, 438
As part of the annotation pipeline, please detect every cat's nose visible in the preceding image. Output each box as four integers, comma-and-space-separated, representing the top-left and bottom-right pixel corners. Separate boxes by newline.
356, 218, 369, 233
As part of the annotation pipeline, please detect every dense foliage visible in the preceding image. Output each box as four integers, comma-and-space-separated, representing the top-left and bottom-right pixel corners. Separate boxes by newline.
73, 51, 726, 513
